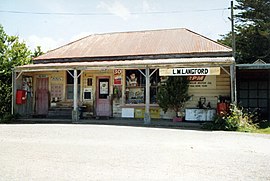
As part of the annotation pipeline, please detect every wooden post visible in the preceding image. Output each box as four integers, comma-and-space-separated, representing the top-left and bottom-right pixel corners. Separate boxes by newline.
12, 69, 16, 115
144, 66, 151, 124
229, 64, 237, 103
234, 64, 237, 103
72, 69, 79, 122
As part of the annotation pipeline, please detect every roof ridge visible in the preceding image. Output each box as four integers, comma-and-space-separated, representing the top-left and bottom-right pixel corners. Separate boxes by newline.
184, 29, 232, 49
93, 27, 186, 35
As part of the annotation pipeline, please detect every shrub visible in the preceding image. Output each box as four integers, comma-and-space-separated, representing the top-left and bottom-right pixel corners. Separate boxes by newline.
203, 104, 258, 132
259, 120, 270, 129
157, 76, 190, 117
0, 113, 19, 124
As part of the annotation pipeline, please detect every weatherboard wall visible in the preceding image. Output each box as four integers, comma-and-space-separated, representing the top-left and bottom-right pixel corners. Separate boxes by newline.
185, 68, 230, 109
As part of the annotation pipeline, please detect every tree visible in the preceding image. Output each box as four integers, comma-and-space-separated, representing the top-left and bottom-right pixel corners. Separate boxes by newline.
218, 0, 270, 63
157, 76, 190, 118
0, 25, 32, 118
235, 0, 270, 25
32, 46, 44, 58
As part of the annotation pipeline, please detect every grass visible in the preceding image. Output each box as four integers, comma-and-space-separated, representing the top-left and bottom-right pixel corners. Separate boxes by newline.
251, 121, 270, 134
252, 127, 270, 134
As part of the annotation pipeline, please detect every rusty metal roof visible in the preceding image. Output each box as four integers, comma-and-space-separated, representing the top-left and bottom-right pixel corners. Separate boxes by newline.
34, 28, 232, 61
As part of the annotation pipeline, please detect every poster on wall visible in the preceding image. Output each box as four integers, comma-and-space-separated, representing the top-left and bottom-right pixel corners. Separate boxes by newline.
51, 84, 63, 101
100, 82, 109, 94
114, 69, 122, 85
22, 77, 32, 92
188, 75, 216, 89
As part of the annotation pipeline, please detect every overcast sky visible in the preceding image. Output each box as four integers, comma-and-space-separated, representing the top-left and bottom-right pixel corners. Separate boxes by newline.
0, 0, 233, 52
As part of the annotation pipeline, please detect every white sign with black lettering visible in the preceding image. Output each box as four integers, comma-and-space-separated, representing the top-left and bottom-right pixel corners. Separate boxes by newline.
159, 67, 220, 76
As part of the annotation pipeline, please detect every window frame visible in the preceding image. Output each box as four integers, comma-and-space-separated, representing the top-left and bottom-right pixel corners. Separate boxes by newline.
125, 69, 160, 105
66, 70, 81, 100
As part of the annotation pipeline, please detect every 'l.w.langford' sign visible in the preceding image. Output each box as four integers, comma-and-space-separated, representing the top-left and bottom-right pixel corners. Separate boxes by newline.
159, 67, 220, 76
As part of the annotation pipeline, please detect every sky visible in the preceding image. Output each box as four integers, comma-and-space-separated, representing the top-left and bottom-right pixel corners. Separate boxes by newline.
0, 0, 233, 52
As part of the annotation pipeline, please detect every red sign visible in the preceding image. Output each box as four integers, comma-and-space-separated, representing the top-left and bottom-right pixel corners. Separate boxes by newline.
114, 77, 122, 85
114, 69, 122, 85
187, 75, 206, 81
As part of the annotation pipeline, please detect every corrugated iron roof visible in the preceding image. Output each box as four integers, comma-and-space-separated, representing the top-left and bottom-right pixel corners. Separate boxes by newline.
34, 28, 232, 61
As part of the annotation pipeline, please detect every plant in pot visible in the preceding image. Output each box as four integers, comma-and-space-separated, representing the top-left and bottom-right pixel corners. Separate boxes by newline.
157, 76, 190, 122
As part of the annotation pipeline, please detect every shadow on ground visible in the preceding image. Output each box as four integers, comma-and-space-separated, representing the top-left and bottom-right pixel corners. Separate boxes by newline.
16, 117, 204, 130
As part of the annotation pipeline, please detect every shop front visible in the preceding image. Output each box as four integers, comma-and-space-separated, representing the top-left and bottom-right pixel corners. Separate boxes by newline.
13, 58, 234, 123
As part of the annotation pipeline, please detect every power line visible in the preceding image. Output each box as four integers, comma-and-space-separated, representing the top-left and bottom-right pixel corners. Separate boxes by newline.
0, 8, 228, 16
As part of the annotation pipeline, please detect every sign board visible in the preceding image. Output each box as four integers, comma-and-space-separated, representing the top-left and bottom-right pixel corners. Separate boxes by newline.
84, 88, 92, 100
185, 109, 216, 121
134, 108, 160, 119
100, 82, 108, 94
51, 76, 63, 82
114, 69, 122, 75
114, 69, 122, 85
159, 67, 220, 76
122, 108, 134, 118
188, 75, 216, 89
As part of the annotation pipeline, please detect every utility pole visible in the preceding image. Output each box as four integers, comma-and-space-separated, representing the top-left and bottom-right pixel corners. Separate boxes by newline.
231, 1, 236, 58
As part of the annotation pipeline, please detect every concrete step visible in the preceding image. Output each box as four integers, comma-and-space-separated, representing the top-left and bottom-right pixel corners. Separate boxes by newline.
48, 107, 72, 119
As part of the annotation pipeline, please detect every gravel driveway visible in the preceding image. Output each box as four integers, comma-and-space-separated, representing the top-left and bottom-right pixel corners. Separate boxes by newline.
0, 124, 269, 180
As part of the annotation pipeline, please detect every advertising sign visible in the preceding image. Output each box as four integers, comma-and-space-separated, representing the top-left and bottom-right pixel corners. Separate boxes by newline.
188, 75, 216, 89
100, 82, 109, 94
159, 67, 220, 76
114, 69, 122, 85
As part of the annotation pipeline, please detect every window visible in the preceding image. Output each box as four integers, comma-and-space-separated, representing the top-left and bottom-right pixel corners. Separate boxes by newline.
84, 91, 92, 100
125, 69, 160, 104
238, 80, 268, 116
87, 78, 92, 86
66, 70, 81, 100
149, 70, 160, 104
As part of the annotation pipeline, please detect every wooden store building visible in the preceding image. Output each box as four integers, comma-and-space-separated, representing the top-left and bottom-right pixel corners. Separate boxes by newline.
13, 28, 235, 123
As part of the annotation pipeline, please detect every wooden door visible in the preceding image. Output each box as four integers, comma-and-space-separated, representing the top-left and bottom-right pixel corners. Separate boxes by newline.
96, 77, 111, 117
36, 77, 49, 115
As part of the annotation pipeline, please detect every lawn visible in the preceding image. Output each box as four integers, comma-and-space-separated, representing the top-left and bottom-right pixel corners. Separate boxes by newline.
253, 127, 270, 134
254, 121, 270, 134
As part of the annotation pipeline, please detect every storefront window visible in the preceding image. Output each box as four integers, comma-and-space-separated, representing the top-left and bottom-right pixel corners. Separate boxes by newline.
66, 70, 81, 100
150, 70, 160, 104
125, 69, 160, 104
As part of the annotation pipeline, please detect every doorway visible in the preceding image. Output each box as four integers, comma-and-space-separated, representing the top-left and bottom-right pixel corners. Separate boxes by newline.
35, 77, 49, 115
96, 77, 111, 117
